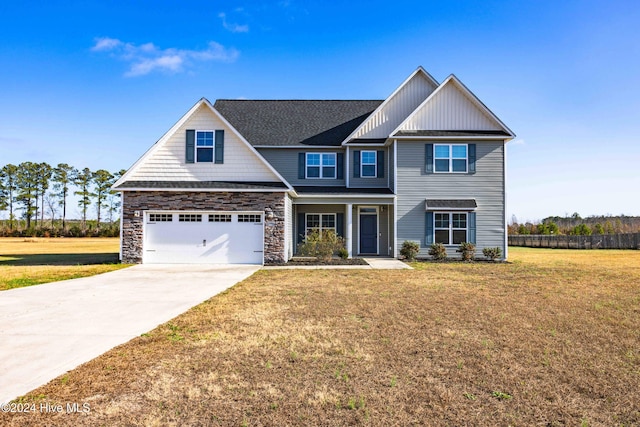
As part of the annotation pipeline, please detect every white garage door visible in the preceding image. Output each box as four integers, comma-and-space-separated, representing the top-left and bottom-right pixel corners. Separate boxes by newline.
143, 212, 264, 264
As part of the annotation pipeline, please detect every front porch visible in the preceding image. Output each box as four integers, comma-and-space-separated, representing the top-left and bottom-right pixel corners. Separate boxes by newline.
292, 199, 395, 258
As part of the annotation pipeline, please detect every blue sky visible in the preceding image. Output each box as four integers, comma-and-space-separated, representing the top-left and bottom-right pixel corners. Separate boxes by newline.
1, 0, 639, 222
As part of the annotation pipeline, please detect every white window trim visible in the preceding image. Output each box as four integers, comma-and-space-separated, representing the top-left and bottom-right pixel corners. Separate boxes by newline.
304, 213, 336, 237
305, 153, 337, 179
434, 143, 468, 174
195, 130, 216, 163
360, 150, 377, 178
434, 212, 468, 245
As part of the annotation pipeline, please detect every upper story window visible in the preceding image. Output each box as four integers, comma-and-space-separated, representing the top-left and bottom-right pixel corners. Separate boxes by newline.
434, 144, 467, 173
196, 131, 214, 163
306, 153, 336, 179
361, 151, 377, 178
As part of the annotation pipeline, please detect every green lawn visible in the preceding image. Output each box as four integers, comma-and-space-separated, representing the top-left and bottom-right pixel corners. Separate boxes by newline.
0, 237, 129, 290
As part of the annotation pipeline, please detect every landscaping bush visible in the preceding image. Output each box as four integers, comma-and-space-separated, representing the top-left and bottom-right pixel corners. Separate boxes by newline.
482, 247, 503, 261
428, 242, 447, 261
297, 229, 346, 261
400, 240, 420, 261
337, 247, 349, 260
457, 242, 476, 261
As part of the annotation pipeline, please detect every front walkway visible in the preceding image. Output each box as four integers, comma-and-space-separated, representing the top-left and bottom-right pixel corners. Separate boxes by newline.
263, 258, 412, 270
0, 264, 260, 403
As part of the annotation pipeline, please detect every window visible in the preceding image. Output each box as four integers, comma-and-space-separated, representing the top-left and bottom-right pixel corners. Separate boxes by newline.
209, 214, 231, 222
238, 214, 262, 223
148, 213, 172, 222
434, 144, 467, 173
306, 153, 336, 178
196, 131, 214, 162
179, 214, 202, 222
434, 212, 467, 244
305, 213, 336, 236
361, 151, 377, 178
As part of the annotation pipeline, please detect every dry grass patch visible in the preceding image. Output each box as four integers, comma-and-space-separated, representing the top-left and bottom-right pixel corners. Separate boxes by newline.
0, 237, 127, 290
3, 248, 639, 426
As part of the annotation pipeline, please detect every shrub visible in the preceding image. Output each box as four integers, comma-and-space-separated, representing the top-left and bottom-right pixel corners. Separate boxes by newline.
457, 242, 476, 261
428, 243, 447, 261
482, 247, 503, 261
337, 247, 349, 260
297, 229, 345, 261
400, 240, 420, 261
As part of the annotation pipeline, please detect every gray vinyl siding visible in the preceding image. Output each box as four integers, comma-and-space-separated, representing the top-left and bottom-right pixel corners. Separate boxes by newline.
349, 147, 389, 188
258, 148, 345, 187
396, 140, 506, 258
389, 143, 395, 192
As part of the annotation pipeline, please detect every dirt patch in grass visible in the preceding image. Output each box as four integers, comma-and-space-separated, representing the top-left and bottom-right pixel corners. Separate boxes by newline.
3, 248, 639, 426
0, 237, 127, 290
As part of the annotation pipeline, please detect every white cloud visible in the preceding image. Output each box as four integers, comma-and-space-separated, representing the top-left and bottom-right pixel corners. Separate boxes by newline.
218, 12, 249, 33
91, 37, 239, 77
91, 37, 123, 51
510, 139, 526, 146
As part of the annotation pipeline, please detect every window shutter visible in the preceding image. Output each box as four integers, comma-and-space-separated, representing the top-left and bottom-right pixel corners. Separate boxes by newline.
376, 150, 385, 178
468, 143, 476, 174
297, 213, 305, 245
468, 212, 476, 243
298, 153, 306, 179
425, 211, 434, 245
336, 152, 344, 180
336, 212, 344, 238
214, 130, 224, 164
425, 144, 433, 174
185, 130, 195, 163
353, 150, 361, 178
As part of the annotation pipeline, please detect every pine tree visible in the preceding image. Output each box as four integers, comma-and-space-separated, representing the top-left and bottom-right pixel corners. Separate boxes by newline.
0, 164, 18, 229
92, 169, 114, 230
52, 163, 77, 230
74, 167, 93, 232
16, 162, 40, 229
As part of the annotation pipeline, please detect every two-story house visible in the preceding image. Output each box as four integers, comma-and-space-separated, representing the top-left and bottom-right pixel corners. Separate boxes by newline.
113, 67, 514, 264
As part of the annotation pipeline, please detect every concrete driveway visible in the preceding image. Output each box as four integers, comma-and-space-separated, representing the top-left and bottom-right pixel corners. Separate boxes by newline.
0, 264, 260, 403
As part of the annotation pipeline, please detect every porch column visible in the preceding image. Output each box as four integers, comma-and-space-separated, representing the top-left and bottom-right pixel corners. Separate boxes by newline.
346, 203, 353, 258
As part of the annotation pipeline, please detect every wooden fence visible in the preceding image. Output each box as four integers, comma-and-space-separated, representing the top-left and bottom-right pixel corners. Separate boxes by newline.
508, 233, 640, 250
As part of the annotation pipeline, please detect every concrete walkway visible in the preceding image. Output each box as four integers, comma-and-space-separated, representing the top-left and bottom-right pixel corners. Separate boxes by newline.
263, 258, 412, 270
0, 264, 259, 403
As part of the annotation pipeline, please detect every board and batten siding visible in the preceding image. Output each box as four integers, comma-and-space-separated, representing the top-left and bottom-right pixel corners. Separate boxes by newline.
396, 140, 506, 257
352, 73, 437, 139
399, 82, 502, 131
127, 104, 279, 182
257, 148, 346, 187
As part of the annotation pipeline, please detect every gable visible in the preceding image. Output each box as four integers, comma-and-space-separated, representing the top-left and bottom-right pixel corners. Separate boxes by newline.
120, 102, 284, 184
348, 67, 439, 141
395, 76, 513, 134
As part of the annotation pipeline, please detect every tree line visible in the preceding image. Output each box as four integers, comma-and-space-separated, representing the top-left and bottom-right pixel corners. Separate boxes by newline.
0, 162, 126, 236
509, 212, 640, 236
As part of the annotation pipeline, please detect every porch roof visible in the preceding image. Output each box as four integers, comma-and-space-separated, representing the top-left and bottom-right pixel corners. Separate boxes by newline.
294, 186, 394, 195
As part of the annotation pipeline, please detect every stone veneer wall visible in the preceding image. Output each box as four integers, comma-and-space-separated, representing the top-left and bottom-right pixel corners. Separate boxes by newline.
121, 191, 286, 264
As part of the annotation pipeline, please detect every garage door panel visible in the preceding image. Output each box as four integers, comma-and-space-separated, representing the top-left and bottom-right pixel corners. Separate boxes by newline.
144, 212, 263, 264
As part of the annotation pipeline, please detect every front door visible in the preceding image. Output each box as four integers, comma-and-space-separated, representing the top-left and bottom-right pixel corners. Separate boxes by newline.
359, 212, 378, 254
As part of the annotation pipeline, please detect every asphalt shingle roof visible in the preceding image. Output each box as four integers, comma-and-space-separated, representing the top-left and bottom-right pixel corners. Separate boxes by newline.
425, 199, 477, 209
294, 186, 394, 195
394, 130, 511, 137
114, 181, 288, 191
214, 100, 383, 147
